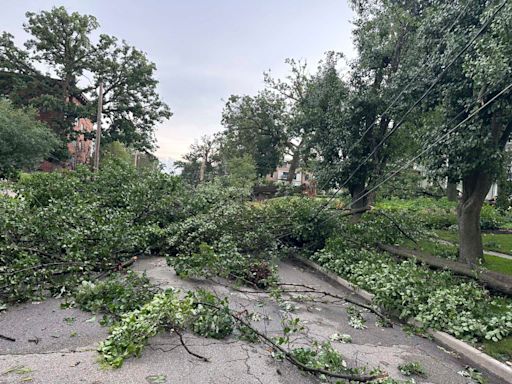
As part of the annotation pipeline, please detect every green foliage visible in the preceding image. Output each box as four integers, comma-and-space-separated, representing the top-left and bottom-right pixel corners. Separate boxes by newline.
74, 271, 159, 325
0, 99, 60, 177
98, 289, 187, 368
98, 287, 234, 368
482, 336, 512, 361
224, 154, 257, 188
1, 6, 170, 151
101, 141, 133, 165
375, 197, 457, 230
221, 92, 287, 178
0, 161, 183, 305
290, 342, 348, 374
311, 240, 512, 344
165, 193, 339, 287
375, 197, 507, 230
186, 290, 234, 339
480, 204, 506, 230
398, 361, 426, 377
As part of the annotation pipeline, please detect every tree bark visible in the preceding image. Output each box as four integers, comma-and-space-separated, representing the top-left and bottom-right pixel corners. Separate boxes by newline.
446, 180, 458, 201
457, 170, 493, 266
199, 160, 206, 182
286, 148, 301, 184
378, 243, 512, 295
350, 183, 369, 210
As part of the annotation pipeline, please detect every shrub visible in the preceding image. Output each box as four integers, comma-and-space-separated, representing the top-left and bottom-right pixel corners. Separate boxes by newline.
311, 239, 512, 343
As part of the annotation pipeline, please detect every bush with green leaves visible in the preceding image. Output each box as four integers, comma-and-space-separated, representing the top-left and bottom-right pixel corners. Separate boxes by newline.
74, 271, 159, 325
0, 160, 183, 305
375, 197, 507, 230
311, 238, 512, 344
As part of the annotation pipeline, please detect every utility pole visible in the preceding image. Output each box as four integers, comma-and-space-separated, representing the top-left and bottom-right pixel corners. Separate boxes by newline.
93, 81, 103, 172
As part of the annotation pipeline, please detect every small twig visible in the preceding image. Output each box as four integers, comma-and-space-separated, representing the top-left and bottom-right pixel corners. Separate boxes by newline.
277, 283, 391, 325
0, 334, 16, 342
375, 209, 418, 245
197, 302, 387, 382
175, 330, 209, 362
96, 256, 139, 279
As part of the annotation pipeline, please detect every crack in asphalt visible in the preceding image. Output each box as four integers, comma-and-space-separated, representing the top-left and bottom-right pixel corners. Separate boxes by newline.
241, 344, 264, 384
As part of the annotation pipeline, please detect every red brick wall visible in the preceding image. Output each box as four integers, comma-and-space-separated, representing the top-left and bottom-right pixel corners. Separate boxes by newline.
67, 117, 93, 167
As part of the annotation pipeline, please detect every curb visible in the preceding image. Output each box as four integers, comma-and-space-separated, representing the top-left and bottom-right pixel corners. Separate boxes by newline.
293, 255, 512, 383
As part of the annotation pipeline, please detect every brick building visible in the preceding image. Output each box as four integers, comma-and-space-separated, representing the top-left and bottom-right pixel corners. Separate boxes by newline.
39, 94, 93, 171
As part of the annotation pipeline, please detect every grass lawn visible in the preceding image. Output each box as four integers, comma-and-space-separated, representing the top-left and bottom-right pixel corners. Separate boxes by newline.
436, 229, 512, 255
483, 336, 512, 361
484, 254, 512, 276
402, 238, 512, 276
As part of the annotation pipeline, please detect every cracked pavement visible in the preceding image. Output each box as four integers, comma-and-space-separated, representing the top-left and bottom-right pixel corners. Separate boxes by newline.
0, 256, 507, 383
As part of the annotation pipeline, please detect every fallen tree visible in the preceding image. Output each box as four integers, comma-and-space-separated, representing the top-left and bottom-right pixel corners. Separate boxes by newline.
378, 243, 512, 295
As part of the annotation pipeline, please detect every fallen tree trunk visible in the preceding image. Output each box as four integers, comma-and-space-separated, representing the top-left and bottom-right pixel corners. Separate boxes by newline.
378, 243, 512, 296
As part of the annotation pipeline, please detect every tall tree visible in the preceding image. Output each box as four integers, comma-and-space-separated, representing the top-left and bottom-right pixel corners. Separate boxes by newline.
176, 135, 220, 185
411, 0, 512, 265
24, 6, 98, 102
0, 6, 170, 156
312, 1, 424, 208
263, 59, 315, 183
221, 91, 286, 177
221, 59, 319, 183
91, 35, 171, 151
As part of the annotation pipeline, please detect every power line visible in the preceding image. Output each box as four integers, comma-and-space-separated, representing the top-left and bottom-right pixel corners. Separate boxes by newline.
315, 0, 508, 211
278, 81, 512, 245
346, 82, 512, 212
315, 0, 473, 193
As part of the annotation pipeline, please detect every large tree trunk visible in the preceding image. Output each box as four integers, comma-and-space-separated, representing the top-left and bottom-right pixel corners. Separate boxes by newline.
348, 183, 369, 223
286, 149, 301, 184
350, 183, 369, 210
378, 243, 512, 295
446, 180, 458, 201
457, 170, 493, 266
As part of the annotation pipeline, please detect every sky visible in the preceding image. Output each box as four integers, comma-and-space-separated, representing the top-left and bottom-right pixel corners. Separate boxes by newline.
2, 1, 356, 165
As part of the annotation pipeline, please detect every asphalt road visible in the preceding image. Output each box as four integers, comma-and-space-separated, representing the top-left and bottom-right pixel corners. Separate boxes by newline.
0, 256, 504, 383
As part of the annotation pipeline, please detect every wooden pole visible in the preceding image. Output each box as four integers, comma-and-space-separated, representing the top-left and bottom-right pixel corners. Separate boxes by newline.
93, 81, 103, 171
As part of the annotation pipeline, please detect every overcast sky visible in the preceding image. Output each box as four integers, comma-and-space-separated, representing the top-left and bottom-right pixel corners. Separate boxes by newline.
2, 1, 355, 163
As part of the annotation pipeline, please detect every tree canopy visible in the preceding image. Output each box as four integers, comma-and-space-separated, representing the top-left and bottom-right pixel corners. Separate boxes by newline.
0, 6, 170, 158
